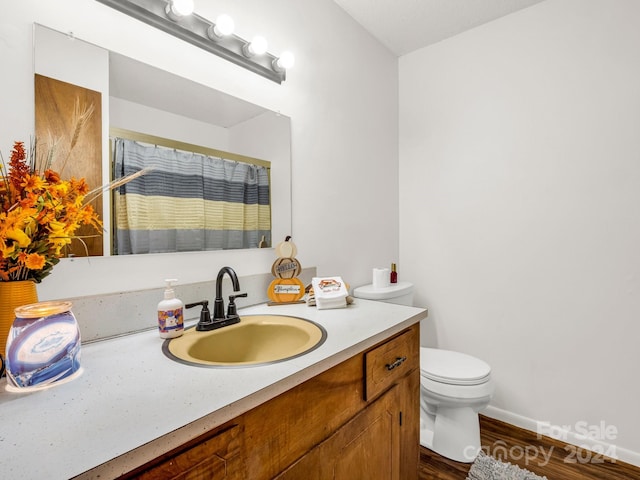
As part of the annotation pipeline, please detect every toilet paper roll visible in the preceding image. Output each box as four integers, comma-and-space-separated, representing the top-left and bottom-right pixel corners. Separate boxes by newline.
372, 268, 390, 289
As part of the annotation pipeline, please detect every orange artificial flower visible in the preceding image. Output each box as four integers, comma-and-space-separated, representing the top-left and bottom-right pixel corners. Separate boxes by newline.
24, 252, 46, 270
1, 139, 103, 283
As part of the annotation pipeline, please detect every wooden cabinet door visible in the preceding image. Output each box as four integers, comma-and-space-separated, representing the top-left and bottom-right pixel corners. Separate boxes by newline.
133, 424, 243, 480
275, 386, 400, 480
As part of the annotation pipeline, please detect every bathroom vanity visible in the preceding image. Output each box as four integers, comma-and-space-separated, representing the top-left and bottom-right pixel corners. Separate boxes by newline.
125, 323, 419, 479
0, 299, 426, 479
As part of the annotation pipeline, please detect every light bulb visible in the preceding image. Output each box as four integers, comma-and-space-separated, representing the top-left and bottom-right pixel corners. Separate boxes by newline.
215, 14, 235, 36
171, 0, 194, 15
276, 51, 295, 70
207, 14, 235, 40
248, 35, 268, 55
165, 0, 194, 20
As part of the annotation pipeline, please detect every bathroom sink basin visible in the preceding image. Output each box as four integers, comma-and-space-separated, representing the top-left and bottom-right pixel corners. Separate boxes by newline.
162, 315, 327, 367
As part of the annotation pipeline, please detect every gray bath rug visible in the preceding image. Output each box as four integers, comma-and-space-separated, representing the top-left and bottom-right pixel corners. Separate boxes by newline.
466, 451, 548, 480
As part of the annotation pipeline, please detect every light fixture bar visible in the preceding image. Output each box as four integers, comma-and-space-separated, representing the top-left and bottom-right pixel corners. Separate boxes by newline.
95, 0, 286, 83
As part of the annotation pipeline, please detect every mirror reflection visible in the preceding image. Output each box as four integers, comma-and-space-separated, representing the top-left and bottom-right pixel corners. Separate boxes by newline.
111, 129, 271, 254
33, 24, 292, 256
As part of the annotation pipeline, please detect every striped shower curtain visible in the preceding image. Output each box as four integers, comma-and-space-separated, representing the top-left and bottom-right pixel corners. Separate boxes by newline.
113, 138, 271, 254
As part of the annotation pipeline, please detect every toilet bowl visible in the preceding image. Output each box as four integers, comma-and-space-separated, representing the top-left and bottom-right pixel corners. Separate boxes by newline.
419, 347, 493, 462
353, 281, 494, 463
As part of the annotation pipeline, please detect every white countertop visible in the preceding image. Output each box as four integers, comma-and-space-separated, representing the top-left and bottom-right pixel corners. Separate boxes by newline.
0, 299, 426, 479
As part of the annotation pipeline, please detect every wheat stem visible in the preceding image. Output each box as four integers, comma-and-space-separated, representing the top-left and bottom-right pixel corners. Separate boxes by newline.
83, 167, 153, 205
58, 99, 96, 175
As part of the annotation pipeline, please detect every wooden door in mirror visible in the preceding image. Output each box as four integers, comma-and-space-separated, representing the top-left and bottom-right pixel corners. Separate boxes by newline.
35, 74, 103, 257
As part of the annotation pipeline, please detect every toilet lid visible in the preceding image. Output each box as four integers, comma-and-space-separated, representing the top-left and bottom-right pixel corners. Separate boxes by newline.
420, 348, 491, 386
352, 282, 413, 300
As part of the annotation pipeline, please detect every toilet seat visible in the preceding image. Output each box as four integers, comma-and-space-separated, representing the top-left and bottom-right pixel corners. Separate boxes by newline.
420, 348, 491, 386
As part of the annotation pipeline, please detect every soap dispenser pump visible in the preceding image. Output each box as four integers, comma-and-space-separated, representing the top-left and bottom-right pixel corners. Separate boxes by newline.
157, 279, 184, 339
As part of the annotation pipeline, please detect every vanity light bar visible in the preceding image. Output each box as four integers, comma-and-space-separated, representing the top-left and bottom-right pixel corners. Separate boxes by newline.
95, 0, 288, 84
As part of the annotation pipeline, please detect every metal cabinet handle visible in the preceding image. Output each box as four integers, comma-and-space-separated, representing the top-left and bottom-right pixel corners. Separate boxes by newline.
385, 356, 407, 371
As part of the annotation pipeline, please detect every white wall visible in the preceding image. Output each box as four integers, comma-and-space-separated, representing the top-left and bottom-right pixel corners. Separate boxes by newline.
110, 97, 230, 150
0, 0, 398, 298
400, 0, 640, 465
229, 111, 292, 248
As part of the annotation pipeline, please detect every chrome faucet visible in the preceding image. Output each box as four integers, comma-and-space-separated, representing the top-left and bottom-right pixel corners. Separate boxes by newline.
193, 266, 247, 331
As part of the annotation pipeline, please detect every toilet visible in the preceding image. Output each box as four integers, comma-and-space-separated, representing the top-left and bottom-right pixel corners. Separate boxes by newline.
353, 281, 494, 463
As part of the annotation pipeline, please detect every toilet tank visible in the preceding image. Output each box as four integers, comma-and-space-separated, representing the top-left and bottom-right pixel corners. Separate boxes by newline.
352, 282, 414, 306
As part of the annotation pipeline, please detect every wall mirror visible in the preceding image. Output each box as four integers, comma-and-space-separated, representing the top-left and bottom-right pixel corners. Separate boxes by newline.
33, 23, 292, 257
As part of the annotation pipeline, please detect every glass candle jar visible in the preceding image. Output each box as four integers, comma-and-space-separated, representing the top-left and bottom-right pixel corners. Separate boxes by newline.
5, 301, 82, 391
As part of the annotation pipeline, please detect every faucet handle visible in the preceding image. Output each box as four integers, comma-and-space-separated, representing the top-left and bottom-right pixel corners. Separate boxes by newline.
186, 300, 208, 309
227, 292, 248, 317
186, 300, 212, 329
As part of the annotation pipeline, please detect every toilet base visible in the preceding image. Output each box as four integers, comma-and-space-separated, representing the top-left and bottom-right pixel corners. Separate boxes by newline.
420, 425, 434, 449
420, 406, 481, 463
419, 410, 435, 448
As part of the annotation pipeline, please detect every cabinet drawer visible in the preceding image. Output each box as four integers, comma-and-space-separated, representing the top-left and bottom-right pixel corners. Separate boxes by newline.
364, 327, 419, 400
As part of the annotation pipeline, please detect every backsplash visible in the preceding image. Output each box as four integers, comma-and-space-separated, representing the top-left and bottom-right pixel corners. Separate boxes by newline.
63, 268, 316, 343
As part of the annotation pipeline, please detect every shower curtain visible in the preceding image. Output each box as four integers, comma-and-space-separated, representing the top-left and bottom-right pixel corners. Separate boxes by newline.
113, 138, 271, 254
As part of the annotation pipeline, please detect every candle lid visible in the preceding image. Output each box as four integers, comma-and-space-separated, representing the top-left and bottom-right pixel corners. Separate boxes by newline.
14, 301, 73, 318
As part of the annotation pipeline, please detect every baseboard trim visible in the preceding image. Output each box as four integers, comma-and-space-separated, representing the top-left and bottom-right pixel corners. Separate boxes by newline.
483, 405, 640, 468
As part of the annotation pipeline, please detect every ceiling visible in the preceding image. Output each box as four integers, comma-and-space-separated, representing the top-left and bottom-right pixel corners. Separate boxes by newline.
334, 0, 547, 56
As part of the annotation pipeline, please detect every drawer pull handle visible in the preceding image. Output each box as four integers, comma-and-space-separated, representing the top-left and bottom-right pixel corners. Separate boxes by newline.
386, 356, 407, 371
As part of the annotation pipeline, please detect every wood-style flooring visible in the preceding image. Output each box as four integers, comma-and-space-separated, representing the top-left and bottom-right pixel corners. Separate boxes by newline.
418, 415, 640, 480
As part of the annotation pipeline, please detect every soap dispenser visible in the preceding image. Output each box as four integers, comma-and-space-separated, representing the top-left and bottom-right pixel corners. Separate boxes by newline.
157, 279, 184, 338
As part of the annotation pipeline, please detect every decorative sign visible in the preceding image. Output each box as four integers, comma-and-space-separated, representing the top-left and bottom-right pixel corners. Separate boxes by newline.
272, 257, 302, 279
268, 236, 305, 304
268, 277, 305, 303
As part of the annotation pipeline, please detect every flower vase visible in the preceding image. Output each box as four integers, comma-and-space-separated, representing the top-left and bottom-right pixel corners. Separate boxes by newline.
0, 281, 38, 359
